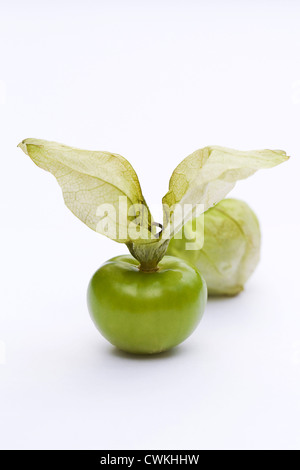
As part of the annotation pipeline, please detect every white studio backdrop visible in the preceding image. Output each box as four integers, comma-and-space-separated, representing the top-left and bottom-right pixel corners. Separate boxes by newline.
0, 0, 299, 450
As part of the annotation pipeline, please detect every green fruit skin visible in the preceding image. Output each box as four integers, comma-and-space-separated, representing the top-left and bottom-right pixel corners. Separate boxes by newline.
87, 255, 207, 354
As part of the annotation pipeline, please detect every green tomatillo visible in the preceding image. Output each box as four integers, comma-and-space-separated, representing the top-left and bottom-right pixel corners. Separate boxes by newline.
88, 255, 207, 354
167, 198, 261, 296
18, 140, 289, 354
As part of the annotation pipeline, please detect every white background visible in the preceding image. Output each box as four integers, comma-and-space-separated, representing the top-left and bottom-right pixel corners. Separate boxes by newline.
0, 0, 299, 450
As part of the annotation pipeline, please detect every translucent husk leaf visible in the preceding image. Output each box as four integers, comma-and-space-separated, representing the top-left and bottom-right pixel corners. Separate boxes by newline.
18, 139, 154, 244
162, 146, 289, 238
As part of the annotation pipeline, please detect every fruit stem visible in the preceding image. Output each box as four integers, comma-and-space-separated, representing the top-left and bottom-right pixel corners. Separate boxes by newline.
126, 238, 170, 273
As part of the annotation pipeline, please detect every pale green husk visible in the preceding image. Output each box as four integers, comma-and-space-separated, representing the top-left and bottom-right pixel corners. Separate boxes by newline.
18, 139, 154, 244
167, 198, 261, 296
18, 140, 289, 269
162, 146, 289, 237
